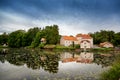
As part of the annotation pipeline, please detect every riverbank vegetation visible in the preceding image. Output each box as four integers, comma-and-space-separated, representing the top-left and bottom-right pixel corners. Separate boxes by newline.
100, 54, 120, 80
92, 47, 114, 52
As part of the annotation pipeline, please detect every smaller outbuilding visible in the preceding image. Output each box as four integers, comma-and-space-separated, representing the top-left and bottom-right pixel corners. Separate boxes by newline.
100, 42, 114, 48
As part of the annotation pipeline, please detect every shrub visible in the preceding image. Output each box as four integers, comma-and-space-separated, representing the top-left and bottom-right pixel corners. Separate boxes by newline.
100, 55, 120, 80
75, 44, 80, 49
39, 43, 45, 49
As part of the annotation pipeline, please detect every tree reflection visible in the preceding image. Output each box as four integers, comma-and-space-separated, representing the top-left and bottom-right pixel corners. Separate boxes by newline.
0, 48, 60, 73
94, 54, 115, 67
0, 48, 115, 74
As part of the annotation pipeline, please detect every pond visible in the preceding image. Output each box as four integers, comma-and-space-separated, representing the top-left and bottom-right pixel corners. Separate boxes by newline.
0, 48, 115, 80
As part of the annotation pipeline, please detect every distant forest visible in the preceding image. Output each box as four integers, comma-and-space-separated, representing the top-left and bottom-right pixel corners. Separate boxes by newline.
0, 25, 120, 48
0, 25, 60, 48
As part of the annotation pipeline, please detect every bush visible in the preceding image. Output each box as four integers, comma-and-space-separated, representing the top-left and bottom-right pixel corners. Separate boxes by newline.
75, 44, 80, 49
38, 43, 45, 49
44, 44, 56, 49
100, 55, 120, 80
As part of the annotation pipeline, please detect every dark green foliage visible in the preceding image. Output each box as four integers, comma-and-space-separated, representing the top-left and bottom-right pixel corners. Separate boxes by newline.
90, 30, 120, 46
39, 43, 45, 49
75, 44, 80, 49
114, 32, 120, 46
3, 25, 59, 48
100, 55, 120, 80
8, 27, 41, 48
31, 25, 59, 47
44, 25, 59, 44
21, 33, 28, 47
31, 31, 43, 47
25, 27, 40, 46
1, 26, 120, 48
8, 30, 25, 48
0, 32, 8, 45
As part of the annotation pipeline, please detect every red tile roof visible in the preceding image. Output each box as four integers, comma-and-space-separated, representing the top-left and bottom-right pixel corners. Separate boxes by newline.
76, 34, 92, 39
62, 36, 77, 41
62, 57, 78, 63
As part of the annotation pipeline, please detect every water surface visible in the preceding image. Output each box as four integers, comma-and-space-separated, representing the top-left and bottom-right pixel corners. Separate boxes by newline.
0, 49, 114, 80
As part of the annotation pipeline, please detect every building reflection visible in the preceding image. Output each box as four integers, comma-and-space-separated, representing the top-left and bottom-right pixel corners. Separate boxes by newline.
77, 52, 94, 63
0, 48, 115, 74
0, 48, 9, 54
61, 52, 94, 63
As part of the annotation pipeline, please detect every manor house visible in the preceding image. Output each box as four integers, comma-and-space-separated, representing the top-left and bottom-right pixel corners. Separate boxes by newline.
60, 34, 93, 49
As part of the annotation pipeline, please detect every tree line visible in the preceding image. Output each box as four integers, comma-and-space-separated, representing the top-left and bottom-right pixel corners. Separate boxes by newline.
0, 25, 60, 48
0, 26, 120, 48
90, 30, 120, 46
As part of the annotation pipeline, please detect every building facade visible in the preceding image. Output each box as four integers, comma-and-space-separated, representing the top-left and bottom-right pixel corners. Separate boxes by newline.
60, 36, 78, 46
100, 42, 114, 48
60, 34, 93, 49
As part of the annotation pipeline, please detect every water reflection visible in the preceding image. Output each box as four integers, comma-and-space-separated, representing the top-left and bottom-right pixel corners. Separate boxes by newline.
0, 48, 115, 71
61, 52, 94, 63
0, 48, 115, 80
77, 52, 94, 63
0, 48, 60, 73
94, 53, 114, 67
0, 48, 9, 54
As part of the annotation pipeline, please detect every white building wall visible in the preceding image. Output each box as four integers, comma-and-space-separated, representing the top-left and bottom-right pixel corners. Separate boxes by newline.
80, 41, 91, 48
64, 40, 73, 46
80, 38, 93, 48
80, 52, 93, 60
60, 36, 93, 48
90, 38, 93, 48
60, 37, 64, 45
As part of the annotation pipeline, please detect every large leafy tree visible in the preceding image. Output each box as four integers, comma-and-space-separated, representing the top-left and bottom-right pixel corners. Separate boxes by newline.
25, 27, 40, 46
31, 30, 45, 47
44, 25, 59, 44
31, 25, 59, 47
8, 30, 25, 48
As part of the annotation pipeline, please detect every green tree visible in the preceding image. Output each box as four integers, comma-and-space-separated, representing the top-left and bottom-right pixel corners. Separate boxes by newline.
0, 32, 9, 45
25, 27, 40, 46
31, 31, 43, 47
21, 32, 28, 47
90, 30, 115, 45
8, 30, 25, 48
31, 25, 59, 47
114, 32, 120, 46
44, 25, 59, 44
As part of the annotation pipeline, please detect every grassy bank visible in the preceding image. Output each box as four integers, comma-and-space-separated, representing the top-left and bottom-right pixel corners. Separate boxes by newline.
55, 45, 75, 49
100, 54, 120, 80
0, 45, 8, 48
27, 44, 116, 53
92, 48, 114, 52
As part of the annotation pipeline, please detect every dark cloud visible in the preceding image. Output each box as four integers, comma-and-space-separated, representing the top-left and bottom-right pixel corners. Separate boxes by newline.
0, 0, 120, 34
1, 0, 120, 18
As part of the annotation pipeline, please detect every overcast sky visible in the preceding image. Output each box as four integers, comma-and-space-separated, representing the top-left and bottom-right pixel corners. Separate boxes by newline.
0, 0, 120, 35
